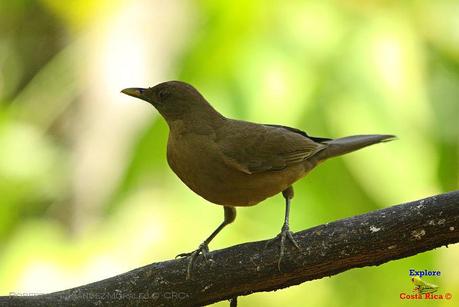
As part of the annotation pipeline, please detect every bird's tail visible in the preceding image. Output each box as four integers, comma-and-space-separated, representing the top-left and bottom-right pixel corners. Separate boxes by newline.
314, 134, 396, 161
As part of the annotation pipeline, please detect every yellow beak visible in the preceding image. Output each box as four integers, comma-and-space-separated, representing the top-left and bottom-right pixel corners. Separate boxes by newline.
121, 88, 145, 98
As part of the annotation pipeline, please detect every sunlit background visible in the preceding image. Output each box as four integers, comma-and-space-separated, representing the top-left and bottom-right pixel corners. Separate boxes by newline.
1, 0, 458, 306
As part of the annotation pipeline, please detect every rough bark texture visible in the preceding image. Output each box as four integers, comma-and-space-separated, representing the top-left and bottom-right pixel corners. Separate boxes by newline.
1, 190, 458, 306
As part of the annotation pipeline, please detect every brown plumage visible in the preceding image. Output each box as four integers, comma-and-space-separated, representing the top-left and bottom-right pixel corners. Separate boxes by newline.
122, 81, 395, 278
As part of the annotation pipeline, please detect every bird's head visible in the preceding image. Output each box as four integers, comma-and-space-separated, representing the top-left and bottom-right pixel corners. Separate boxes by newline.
121, 81, 213, 121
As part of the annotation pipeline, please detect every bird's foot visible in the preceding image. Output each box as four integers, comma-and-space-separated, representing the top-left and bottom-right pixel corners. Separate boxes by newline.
265, 224, 300, 271
176, 242, 210, 280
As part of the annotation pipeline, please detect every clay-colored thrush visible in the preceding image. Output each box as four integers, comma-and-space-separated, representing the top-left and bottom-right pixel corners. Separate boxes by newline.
121, 81, 394, 278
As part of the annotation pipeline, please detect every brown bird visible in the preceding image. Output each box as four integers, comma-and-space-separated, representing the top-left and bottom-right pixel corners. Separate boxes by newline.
121, 81, 394, 279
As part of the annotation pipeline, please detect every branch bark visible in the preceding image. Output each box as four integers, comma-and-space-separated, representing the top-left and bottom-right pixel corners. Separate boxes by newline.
2, 190, 459, 306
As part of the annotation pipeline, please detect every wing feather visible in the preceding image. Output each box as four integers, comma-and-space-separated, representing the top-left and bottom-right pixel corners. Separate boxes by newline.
218, 121, 327, 174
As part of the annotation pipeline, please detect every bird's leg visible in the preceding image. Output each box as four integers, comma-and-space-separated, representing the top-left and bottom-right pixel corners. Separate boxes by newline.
265, 186, 300, 271
176, 206, 236, 279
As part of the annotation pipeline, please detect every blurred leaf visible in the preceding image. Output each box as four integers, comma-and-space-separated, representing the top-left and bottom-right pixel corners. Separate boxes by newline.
0, 114, 68, 239
39, 0, 122, 31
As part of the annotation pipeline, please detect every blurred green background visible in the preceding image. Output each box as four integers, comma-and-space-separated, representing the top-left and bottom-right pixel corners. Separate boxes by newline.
0, 0, 458, 306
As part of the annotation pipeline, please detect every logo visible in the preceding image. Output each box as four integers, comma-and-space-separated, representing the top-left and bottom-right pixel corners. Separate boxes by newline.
411, 276, 438, 294
399, 269, 452, 300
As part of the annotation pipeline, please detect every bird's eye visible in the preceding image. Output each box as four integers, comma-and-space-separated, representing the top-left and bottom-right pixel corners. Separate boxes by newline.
138, 88, 145, 94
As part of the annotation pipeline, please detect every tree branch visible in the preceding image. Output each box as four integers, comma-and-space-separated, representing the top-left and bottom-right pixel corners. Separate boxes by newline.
2, 191, 459, 306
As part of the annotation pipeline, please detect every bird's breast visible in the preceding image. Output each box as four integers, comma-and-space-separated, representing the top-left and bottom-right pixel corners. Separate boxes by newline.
167, 133, 233, 201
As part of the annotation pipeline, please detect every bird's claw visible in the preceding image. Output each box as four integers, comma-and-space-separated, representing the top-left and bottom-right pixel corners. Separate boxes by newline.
265, 225, 300, 271
176, 243, 210, 279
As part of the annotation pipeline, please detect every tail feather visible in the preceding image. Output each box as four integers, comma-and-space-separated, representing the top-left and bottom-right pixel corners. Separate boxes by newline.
314, 134, 395, 161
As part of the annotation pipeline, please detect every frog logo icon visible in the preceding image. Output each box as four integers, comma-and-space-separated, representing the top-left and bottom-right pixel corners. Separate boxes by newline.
411, 276, 438, 294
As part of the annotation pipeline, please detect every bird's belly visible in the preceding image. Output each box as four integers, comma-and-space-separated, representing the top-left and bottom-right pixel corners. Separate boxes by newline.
208, 167, 305, 206
168, 143, 306, 206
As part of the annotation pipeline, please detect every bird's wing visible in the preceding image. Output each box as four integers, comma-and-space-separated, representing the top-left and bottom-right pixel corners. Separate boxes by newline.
217, 121, 328, 174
